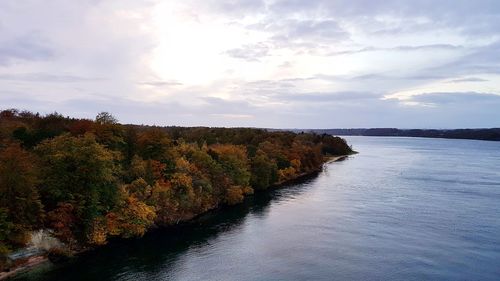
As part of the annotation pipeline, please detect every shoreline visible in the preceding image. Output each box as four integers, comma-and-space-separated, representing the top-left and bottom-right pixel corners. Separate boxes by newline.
1, 154, 352, 280
0, 256, 48, 280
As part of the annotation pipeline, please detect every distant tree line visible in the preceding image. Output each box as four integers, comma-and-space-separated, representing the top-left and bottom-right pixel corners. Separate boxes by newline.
0, 109, 352, 264
298, 128, 500, 141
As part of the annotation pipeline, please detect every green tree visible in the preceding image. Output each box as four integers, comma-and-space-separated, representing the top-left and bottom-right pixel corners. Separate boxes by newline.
35, 134, 119, 242
250, 151, 278, 190
95, 112, 118, 125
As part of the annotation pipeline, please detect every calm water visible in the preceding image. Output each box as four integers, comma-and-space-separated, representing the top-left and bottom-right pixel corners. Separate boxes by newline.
15, 137, 500, 281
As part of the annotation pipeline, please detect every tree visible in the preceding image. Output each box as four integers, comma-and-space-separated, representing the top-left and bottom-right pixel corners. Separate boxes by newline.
0, 208, 14, 252
209, 144, 251, 187
95, 112, 118, 125
35, 133, 119, 242
250, 151, 278, 190
123, 178, 152, 202
68, 119, 94, 136
225, 186, 244, 205
46, 202, 78, 249
209, 144, 253, 205
0, 143, 43, 246
136, 128, 172, 160
106, 188, 156, 238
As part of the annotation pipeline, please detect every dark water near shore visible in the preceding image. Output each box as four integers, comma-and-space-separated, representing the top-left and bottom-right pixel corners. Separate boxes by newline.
14, 137, 500, 281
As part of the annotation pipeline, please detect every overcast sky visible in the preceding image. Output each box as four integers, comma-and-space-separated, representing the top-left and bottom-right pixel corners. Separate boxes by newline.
1, 0, 500, 128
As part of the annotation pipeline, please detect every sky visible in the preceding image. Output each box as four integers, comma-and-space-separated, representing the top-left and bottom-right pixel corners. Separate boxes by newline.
1, 0, 500, 128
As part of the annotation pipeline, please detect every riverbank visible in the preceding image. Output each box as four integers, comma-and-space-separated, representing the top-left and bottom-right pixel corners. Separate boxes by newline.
0, 256, 48, 280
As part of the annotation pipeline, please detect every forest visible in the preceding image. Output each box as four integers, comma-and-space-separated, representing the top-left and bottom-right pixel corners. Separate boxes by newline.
304, 128, 500, 141
0, 109, 352, 266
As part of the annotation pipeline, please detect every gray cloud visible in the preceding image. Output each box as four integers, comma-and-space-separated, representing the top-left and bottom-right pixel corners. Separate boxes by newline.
190, 0, 266, 17
278, 19, 348, 41
409, 92, 500, 105
446, 77, 489, 83
246, 18, 349, 53
270, 91, 382, 103
269, 0, 500, 36
0, 73, 103, 83
0, 34, 54, 65
224, 43, 271, 61
200, 96, 258, 115
137, 81, 183, 87
329, 44, 462, 56
426, 41, 500, 76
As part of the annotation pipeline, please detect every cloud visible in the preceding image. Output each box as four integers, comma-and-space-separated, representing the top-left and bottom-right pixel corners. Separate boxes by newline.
426, 41, 500, 76
200, 96, 259, 114
270, 91, 382, 103
0, 34, 54, 65
269, 0, 500, 36
137, 81, 183, 87
246, 18, 349, 52
328, 44, 462, 56
409, 92, 500, 105
446, 77, 489, 83
224, 43, 271, 61
1, 0, 500, 128
210, 113, 253, 119
277, 19, 348, 41
188, 0, 266, 17
0, 73, 103, 83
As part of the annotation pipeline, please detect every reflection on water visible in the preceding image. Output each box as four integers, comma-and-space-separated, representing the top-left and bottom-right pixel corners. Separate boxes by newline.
14, 137, 500, 281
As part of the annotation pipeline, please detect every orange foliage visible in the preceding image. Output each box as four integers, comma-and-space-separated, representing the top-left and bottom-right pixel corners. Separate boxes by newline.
87, 218, 107, 245
278, 167, 297, 182
225, 186, 245, 205
68, 119, 94, 136
47, 203, 78, 248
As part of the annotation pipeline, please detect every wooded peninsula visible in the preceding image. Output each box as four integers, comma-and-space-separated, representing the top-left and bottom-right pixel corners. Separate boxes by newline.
0, 109, 352, 272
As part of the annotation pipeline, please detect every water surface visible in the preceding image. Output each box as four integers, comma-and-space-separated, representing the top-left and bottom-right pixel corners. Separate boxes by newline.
15, 137, 500, 280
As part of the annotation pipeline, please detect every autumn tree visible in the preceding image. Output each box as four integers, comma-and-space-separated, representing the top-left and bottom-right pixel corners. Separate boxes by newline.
68, 119, 94, 136
0, 143, 43, 246
209, 144, 250, 187
209, 144, 253, 204
136, 128, 172, 160
92, 113, 125, 151
46, 202, 78, 249
35, 134, 119, 242
106, 187, 156, 238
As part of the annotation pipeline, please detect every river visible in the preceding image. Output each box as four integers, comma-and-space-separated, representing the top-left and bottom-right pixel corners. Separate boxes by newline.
14, 136, 500, 280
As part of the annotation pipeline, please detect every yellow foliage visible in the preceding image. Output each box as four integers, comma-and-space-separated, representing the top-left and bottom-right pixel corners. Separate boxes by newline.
106, 195, 156, 238
225, 186, 244, 205
242, 186, 254, 195
175, 157, 196, 173
171, 173, 193, 189
87, 219, 107, 245
278, 167, 297, 182
124, 178, 152, 201
210, 144, 247, 160
291, 159, 301, 170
